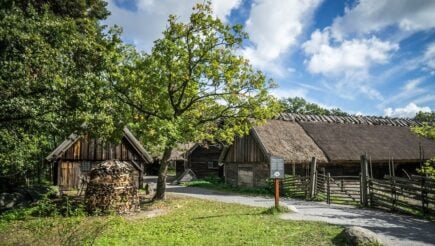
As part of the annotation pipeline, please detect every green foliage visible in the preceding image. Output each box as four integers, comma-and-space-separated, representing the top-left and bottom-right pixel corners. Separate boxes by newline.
0, 0, 124, 177
1, 197, 345, 245
412, 111, 435, 140
0, 188, 86, 222
417, 158, 435, 178
414, 111, 435, 123
280, 97, 349, 116
113, 2, 280, 150
112, 2, 280, 198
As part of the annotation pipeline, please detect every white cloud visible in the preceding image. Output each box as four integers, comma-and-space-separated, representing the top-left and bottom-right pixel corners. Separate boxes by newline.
330, 0, 435, 40
105, 0, 241, 51
303, 29, 398, 76
384, 103, 431, 118
270, 87, 308, 99
242, 0, 322, 76
423, 42, 435, 71
302, 29, 397, 100
378, 77, 428, 108
403, 78, 423, 92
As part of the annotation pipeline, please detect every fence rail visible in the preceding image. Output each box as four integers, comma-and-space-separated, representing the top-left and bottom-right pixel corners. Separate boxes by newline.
280, 173, 435, 218
369, 176, 435, 216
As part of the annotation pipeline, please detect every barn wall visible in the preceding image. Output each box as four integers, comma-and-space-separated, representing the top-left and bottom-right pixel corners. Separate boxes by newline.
57, 160, 142, 190
175, 160, 186, 177
189, 145, 222, 178
224, 132, 270, 187
62, 136, 142, 162
224, 134, 268, 164
224, 162, 269, 187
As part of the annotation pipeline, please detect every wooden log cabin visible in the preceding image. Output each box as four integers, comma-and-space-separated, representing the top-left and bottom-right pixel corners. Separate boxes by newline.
46, 127, 153, 190
222, 113, 435, 187
174, 143, 224, 179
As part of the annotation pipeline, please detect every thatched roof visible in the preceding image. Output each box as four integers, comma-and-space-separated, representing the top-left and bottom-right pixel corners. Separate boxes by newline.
253, 120, 328, 164
300, 122, 435, 163
277, 113, 421, 127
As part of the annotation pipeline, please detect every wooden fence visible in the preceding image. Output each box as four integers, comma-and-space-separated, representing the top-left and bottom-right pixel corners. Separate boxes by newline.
280, 155, 435, 218
281, 175, 309, 198
369, 175, 435, 216
317, 174, 361, 205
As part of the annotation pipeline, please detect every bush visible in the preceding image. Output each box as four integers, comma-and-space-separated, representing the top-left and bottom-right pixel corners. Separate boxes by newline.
1, 188, 86, 222
418, 158, 435, 178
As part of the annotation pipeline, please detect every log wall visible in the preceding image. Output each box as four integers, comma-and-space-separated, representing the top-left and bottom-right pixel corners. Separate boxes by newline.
62, 136, 142, 161
189, 145, 223, 178
224, 134, 267, 163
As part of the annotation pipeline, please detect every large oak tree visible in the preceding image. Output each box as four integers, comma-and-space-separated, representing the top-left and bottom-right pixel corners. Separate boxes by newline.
113, 3, 280, 199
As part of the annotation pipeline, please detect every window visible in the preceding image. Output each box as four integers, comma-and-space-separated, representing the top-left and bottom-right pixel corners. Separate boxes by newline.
207, 161, 219, 169
80, 161, 91, 172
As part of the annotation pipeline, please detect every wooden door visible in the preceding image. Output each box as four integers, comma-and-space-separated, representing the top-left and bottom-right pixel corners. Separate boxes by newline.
58, 161, 81, 190
238, 166, 253, 187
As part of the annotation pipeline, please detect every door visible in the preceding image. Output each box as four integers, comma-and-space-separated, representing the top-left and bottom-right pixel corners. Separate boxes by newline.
58, 161, 80, 190
238, 166, 253, 187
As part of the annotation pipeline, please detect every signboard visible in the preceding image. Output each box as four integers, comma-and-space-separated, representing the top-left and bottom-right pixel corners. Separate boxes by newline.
270, 156, 285, 179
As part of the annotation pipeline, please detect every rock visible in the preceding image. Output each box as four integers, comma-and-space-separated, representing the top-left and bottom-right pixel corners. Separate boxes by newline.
282, 204, 298, 213
342, 226, 383, 245
0, 192, 25, 210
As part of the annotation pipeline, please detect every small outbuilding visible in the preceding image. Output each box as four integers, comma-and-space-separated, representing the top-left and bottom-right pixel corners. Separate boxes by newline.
175, 142, 224, 179
222, 113, 435, 187
46, 128, 153, 190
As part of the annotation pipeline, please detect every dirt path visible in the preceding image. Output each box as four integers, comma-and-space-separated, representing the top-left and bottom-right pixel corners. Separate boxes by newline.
167, 185, 435, 246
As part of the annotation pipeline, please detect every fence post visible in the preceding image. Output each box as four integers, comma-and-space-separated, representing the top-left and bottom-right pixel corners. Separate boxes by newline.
360, 154, 368, 207
292, 163, 296, 175
327, 172, 331, 204
421, 177, 428, 214
309, 157, 317, 199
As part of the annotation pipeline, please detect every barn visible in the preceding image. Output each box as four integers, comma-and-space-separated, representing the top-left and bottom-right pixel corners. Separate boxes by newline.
174, 142, 225, 179
46, 127, 153, 190
222, 113, 435, 187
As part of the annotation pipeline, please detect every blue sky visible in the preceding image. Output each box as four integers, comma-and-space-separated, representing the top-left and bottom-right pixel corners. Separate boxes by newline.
106, 0, 435, 117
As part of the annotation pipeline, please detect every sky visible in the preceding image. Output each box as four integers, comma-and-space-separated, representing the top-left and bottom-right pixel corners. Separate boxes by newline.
105, 0, 435, 118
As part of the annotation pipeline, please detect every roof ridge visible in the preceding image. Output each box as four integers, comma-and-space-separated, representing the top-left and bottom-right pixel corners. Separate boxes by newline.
275, 113, 421, 127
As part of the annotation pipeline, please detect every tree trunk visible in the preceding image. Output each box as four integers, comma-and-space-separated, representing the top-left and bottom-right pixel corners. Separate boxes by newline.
154, 147, 173, 200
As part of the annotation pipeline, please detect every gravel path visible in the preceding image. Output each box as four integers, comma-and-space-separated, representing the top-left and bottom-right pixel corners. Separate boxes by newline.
166, 185, 435, 246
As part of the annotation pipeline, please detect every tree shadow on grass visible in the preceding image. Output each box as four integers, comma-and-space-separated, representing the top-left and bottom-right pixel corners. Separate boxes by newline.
193, 212, 262, 220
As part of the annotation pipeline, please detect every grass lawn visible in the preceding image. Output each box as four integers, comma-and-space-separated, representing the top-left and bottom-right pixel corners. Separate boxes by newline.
0, 195, 346, 245
184, 177, 274, 196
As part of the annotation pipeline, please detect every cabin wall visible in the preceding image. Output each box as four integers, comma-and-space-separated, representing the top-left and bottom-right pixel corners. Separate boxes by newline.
225, 163, 269, 187
175, 160, 186, 177
61, 136, 143, 162
224, 134, 268, 163
189, 145, 223, 179
55, 135, 147, 190
57, 160, 141, 190
224, 134, 270, 187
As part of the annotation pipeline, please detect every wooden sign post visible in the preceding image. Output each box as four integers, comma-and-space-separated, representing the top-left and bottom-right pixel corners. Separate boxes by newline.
275, 178, 280, 208
270, 156, 284, 208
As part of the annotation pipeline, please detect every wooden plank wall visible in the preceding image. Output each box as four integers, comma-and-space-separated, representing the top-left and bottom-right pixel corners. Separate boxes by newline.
62, 136, 141, 161
189, 145, 222, 178
225, 134, 267, 163
58, 161, 81, 189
